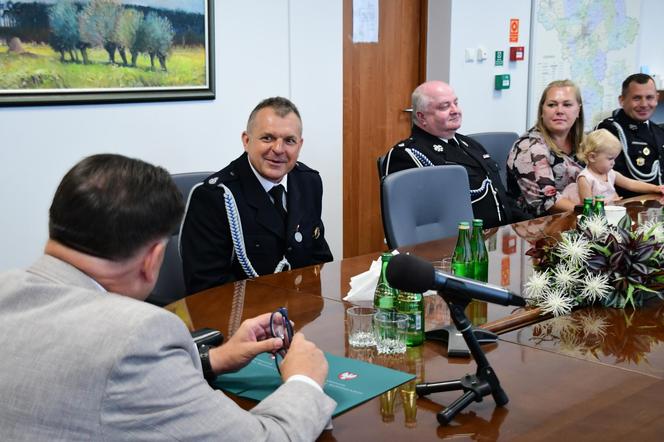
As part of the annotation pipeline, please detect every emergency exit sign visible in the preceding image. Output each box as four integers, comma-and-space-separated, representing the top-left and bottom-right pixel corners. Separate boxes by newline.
495, 51, 504, 66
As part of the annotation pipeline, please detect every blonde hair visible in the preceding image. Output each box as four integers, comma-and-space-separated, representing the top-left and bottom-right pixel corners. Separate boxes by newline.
535, 79, 585, 157
577, 129, 621, 163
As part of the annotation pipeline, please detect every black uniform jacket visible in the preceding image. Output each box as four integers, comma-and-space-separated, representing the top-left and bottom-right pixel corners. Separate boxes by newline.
180, 153, 333, 294
382, 125, 522, 228
597, 109, 664, 198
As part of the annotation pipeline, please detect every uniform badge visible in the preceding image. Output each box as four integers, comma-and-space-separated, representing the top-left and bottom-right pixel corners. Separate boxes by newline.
629, 124, 638, 131
433, 144, 444, 152
294, 231, 303, 243
643, 147, 651, 156
208, 177, 218, 184
313, 226, 321, 240
636, 157, 645, 166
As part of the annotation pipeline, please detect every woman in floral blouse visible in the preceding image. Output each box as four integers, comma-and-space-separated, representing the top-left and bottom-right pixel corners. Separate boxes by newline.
507, 79, 585, 217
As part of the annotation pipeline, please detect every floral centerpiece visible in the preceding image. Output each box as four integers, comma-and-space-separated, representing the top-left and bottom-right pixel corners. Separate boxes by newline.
524, 214, 664, 317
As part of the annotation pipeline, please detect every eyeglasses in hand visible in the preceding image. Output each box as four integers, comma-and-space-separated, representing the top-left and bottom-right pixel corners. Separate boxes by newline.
269, 307, 293, 375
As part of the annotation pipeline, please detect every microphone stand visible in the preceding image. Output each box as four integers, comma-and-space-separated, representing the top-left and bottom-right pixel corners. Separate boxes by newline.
416, 290, 509, 426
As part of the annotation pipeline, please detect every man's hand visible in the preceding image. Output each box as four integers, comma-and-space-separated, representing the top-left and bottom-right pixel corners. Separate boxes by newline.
209, 313, 284, 374
279, 332, 328, 387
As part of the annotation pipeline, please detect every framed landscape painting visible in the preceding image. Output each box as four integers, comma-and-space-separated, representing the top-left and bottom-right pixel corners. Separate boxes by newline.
0, 0, 214, 105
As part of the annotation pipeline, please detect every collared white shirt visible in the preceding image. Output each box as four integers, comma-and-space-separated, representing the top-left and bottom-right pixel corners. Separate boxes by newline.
438, 135, 460, 145
247, 156, 288, 208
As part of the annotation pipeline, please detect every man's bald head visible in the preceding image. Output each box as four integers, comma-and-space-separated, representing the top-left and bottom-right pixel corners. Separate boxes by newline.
411, 81, 462, 139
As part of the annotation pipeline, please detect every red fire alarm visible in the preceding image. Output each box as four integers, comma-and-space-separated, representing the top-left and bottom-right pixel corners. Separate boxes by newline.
510, 46, 525, 61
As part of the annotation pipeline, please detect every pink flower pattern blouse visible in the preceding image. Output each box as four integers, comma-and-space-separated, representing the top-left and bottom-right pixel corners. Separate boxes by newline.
506, 129, 583, 217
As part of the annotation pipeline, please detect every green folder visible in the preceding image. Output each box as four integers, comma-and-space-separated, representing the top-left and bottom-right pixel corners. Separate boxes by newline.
213, 352, 415, 416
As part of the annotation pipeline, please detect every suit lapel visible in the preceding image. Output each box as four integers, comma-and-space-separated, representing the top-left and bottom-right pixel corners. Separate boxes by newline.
286, 169, 303, 235
236, 158, 286, 237
411, 126, 479, 168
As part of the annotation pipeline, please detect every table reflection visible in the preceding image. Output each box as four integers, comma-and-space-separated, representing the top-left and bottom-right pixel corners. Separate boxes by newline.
504, 301, 664, 378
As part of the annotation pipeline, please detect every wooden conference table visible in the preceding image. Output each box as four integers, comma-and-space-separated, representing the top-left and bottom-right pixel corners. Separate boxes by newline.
167, 196, 664, 441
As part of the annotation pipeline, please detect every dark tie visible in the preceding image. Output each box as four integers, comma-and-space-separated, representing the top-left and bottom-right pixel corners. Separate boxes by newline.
447, 138, 459, 149
268, 184, 287, 222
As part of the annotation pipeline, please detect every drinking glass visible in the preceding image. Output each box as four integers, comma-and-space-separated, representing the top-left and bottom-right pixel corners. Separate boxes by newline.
373, 311, 408, 355
346, 306, 377, 348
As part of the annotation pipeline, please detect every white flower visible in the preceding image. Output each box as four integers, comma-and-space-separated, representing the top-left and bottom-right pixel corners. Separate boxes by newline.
580, 215, 609, 241
524, 270, 550, 302
551, 264, 581, 291
540, 288, 574, 317
636, 221, 664, 242
555, 232, 592, 268
579, 273, 612, 303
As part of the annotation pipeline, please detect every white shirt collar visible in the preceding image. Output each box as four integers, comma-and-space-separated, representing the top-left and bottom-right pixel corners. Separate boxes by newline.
247, 156, 288, 193
439, 136, 459, 144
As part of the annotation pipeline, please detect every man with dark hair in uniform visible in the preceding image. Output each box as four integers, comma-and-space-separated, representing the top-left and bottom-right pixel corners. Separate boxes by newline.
597, 73, 664, 197
382, 80, 522, 228
181, 97, 333, 294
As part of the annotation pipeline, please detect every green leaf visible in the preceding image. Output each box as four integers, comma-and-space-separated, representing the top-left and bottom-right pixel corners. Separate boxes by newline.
617, 214, 632, 230
625, 284, 636, 309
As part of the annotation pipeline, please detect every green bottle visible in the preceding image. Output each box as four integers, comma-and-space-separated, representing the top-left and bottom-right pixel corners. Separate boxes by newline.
470, 219, 488, 282
593, 195, 606, 218
452, 222, 473, 277
396, 291, 424, 346
374, 253, 396, 313
582, 198, 593, 217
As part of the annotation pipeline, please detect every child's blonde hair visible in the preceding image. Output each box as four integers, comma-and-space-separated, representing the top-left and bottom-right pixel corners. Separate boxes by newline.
577, 129, 621, 163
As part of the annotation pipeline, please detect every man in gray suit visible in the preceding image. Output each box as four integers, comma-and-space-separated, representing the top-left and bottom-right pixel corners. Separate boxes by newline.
0, 154, 335, 440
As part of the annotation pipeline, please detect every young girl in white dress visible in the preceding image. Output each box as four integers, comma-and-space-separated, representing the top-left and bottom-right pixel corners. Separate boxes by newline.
562, 129, 664, 204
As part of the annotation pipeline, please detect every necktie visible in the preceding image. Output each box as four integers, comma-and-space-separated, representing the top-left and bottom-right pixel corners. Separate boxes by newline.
447, 138, 459, 149
268, 184, 287, 222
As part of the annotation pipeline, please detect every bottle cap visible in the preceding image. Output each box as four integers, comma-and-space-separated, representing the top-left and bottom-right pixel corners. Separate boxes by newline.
583, 197, 593, 203
472, 219, 483, 226
458, 221, 470, 229
595, 195, 605, 200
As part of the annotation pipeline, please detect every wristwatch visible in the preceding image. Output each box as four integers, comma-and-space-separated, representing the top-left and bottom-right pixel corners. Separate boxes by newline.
198, 344, 216, 383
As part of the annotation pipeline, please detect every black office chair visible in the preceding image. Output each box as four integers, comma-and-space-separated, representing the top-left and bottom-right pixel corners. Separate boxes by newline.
468, 132, 519, 188
147, 171, 213, 307
380, 165, 474, 249
377, 154, 386, 179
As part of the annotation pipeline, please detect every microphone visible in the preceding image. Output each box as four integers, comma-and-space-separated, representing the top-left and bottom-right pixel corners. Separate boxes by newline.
386, 254, 526, 307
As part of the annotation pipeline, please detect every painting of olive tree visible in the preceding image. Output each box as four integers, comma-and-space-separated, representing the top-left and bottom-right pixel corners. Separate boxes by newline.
0, 0, 214, 105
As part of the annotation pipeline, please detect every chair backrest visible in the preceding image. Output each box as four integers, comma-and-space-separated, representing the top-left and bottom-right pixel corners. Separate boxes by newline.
380, 165, 474, 249
377, 155, 386, 179
147, 171, 213, 307
467, 131, 519, 188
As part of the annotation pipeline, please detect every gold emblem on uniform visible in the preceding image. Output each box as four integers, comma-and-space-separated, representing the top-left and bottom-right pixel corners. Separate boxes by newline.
643, 147, 651, 156
636, 157, 645, 166
433, 144, 444, 152
313, 226, 321, 239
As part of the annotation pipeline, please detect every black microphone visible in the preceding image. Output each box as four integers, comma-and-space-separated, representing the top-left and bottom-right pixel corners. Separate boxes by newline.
386, 254, 526, 307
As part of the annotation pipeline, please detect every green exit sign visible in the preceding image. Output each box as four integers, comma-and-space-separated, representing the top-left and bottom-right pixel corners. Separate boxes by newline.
495, 74, 511, 90
495, 51, 504, 66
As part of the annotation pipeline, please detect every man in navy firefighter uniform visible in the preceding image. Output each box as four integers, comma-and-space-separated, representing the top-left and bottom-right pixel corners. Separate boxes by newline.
180, 97, 332, 294
382, 80, 521, 228
596, 73, 664, 198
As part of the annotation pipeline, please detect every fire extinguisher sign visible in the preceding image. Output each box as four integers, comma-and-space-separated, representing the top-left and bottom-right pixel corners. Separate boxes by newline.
509, 18, 519, 43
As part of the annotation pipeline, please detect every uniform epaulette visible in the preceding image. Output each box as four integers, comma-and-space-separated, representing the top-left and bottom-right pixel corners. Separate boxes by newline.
203, 168, 238, 188
293, 161, 319, 174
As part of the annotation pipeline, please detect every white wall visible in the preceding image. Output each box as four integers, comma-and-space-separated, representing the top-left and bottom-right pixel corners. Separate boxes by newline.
427, 0, 531, 135
0, 0, 343, 271
639, 0, 664, 83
